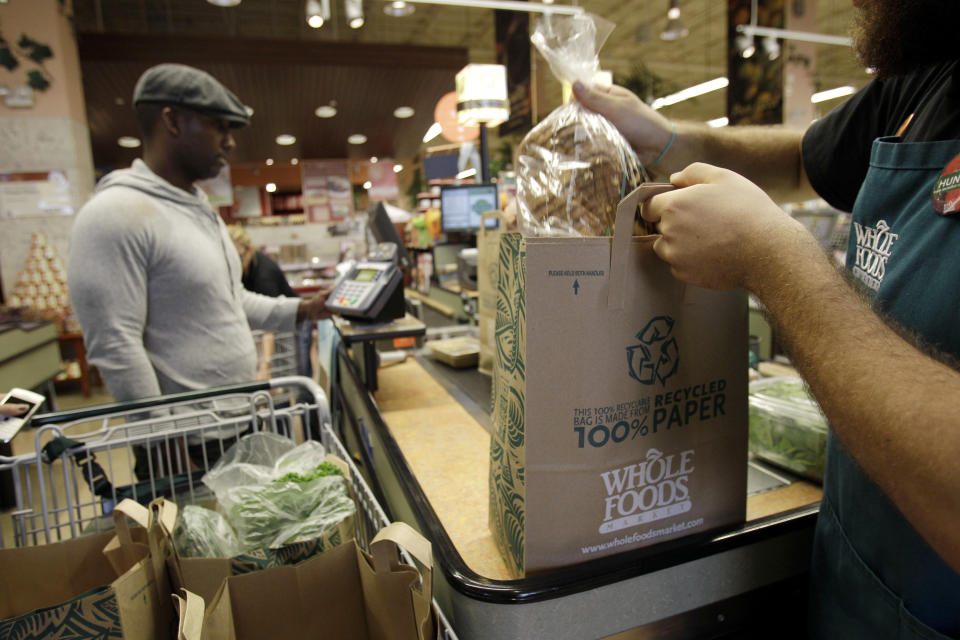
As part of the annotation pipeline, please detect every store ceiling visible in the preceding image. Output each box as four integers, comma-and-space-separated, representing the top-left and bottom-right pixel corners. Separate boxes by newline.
73, 0, 866, 171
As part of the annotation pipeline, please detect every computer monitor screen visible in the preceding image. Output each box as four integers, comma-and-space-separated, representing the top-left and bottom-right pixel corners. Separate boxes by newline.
440, 184, 499, 233
368, 202, 412, 268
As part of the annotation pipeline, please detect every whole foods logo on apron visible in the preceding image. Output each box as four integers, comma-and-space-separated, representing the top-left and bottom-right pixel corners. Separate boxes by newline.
852, 219, 899, 292
931, 153, 960, 215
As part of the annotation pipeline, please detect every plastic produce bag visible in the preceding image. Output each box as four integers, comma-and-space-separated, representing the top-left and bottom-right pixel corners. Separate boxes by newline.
201, 432, 355, 550
518, 13, 645, 237
174, 504, 244, 558
202, 432, 325, 495
221, 467, 356, 549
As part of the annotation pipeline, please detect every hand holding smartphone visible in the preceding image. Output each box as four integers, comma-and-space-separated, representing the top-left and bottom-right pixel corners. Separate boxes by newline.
0, 387, 45, 443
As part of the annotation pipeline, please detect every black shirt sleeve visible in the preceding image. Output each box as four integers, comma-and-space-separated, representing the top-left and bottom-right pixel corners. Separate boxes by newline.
801, 63, 952, 212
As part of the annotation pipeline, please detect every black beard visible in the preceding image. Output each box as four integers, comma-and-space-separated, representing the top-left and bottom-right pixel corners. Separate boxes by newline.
851, 0, 959, 79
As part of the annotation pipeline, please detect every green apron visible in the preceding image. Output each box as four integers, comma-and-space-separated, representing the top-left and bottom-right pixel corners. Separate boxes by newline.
809, 136, 960, 639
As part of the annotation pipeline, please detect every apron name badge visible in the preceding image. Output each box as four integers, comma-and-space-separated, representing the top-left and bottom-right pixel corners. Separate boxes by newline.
931, 153, 960, 215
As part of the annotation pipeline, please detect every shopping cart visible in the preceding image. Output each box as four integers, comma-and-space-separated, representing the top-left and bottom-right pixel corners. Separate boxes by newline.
0, 375, 457, 639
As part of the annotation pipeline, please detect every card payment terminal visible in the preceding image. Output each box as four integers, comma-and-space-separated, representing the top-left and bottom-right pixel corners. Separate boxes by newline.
327, 245, 405, 322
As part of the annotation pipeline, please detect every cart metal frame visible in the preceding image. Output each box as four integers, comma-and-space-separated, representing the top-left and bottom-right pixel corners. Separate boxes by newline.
0, 375, 457, 639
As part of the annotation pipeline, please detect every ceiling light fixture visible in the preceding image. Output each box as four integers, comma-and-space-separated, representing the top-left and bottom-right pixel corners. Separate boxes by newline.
764, 35, 780, 60
315, 104, 337, 118
811, 86, 855, 103
276, 134, 297, 145
266, 183, 277, 193
306, 0, 330, 28
117, 136, 141, 148
660, 0, 688, 40
348, 134, 368, 144
393, 163, 403, 173
345, 0, 365, 28
650, 77, 729, 110
291, 158, 300, 165
383, 1, 415, 16
363, 181, 372, 189
423, 122, 442, 143
265, 158, 274, 166
707, 117, 729, 128
393, 106, 415, 118
207, 0, 241, 6
395, 0, 582, 14
736, 23, 852, 47
370, 156, 379, 163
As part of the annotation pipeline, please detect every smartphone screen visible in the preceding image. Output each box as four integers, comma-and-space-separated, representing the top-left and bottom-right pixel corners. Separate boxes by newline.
1, 394, 39, 418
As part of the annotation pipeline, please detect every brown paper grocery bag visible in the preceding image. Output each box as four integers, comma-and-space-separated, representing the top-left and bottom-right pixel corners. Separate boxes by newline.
196, 521, 435, 640
0, 498, 172, 639
489, 184, 749, 577
477, 210, 504, 377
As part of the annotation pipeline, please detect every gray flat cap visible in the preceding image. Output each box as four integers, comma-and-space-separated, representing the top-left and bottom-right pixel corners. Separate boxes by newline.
133, 63, 250, 127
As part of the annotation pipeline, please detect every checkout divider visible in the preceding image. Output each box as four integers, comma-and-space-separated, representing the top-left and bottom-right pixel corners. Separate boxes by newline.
331, 338, 819, 640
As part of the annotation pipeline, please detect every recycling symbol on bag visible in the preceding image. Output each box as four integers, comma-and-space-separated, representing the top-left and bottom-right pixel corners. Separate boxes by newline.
626, 316, 679, 386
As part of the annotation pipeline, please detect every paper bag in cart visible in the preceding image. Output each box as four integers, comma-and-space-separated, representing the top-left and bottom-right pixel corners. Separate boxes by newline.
153, 454, 356, 605
0, 499, 172, 639
175, 521, 436, 640
489, 184, 749, 577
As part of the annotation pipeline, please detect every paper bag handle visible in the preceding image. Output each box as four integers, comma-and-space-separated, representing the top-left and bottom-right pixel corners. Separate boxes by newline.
112, 498, 150, 547
148, 498, 184, 589
371, 522, 434, 640
608, 183, 676, 310
480, 210, 504, 238
172, 589, 205, 640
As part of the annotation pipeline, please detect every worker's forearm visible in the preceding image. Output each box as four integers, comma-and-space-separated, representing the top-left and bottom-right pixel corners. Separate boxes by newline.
752, 232, 960, 572
663, 124, 814, 203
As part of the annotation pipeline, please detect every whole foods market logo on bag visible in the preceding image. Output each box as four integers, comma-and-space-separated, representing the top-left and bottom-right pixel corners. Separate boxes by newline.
627, 316, 678, 386
598, 447, 694, 534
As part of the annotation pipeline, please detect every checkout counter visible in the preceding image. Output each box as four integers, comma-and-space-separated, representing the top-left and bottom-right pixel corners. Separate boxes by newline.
326, 322, 820, 640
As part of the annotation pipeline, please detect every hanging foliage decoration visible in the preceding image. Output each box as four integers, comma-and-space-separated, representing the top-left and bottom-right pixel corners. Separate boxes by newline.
0, 32, 54, 92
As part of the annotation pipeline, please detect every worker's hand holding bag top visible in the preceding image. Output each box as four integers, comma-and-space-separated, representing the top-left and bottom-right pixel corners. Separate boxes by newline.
489, 14, 748, 578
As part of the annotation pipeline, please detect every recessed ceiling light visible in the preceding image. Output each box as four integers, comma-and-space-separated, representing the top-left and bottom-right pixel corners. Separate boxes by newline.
266, 183, 277, 193
308, 14, 324, 28
276, 134, 296, 146
266, 158, 274, 166
207, 0, 241, 6
291, 158, 300, 165
363, 181, 372, 190
393, 106, 415, 119
393, 164, 403, 173
384, 0, 414, 16
315, 105, 337, 118
348, 134, 367, 145
117, 136, 141, 148
370, 156, 378, 163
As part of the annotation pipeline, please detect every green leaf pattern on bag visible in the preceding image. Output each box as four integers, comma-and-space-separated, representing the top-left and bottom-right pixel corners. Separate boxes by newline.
490, 233, 528, 577
0, 586, 122, 640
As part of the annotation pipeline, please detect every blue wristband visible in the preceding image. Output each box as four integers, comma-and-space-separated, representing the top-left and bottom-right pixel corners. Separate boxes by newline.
648, 122, 676, 169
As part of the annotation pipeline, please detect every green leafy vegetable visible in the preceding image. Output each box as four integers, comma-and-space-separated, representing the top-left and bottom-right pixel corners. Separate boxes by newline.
275, 461, 343, 484
748, 378, 828, 481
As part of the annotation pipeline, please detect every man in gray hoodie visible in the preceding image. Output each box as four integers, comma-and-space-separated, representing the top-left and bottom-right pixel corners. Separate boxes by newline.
68, 64, 330, 407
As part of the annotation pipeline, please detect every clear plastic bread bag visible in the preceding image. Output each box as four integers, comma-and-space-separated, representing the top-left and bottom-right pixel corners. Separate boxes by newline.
518, 13, 646, 237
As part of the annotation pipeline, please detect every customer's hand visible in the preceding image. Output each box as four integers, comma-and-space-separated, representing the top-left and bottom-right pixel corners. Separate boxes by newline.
642, 163, 811, 292
573, 81, 675, 166
0, 403, 28, 418
297, 289, 334, 322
